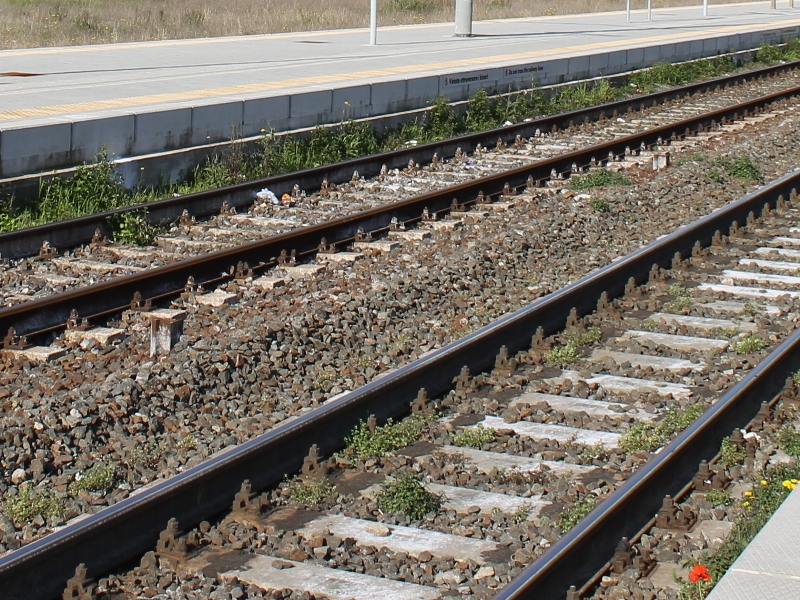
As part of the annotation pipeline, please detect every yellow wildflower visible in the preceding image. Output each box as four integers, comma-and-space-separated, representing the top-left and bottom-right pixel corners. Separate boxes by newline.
761, 480, 768, 486
743, 501, 750, 507
744, 491, 753, 497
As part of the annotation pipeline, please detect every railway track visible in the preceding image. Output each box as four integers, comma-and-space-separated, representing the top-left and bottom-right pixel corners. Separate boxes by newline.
4, 71, 800, 343
3, 59, 800, 599
0, 60, 798, 282
4, 139, 800, 599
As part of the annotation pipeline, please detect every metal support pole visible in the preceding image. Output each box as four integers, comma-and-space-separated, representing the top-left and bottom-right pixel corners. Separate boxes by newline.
626, 0, 631, 22
771, 0, 777, 8
703, 0, 708, 16
370, 0, 377, 45
455, 0, 473, 37
647, 0, 652, 20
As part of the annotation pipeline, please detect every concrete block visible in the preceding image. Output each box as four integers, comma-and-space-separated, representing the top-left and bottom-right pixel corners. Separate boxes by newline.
406, 76, 439, 105
134, 108, 192, 155
716, 36, 733, 54
689, 39, 704, 59
607, 50, 627, 73
567, 54, 590, 78
333, 84, 371, 120
589, 52, 609, 74
190, 101, 244, 145
659, 43, 676, 61
289, 89, 333, 129
703, 37, 718, 55
71, 115, 135, 163
467, 79, 501, 97
370, 80, 407, 114
438, 82, 468, 101
242, 95, 290, 136
674, 41, 693, 61
626, 47, 645, 69
643, 44, 661, 65
0, 122, 72, 178
502, 62, 547, 86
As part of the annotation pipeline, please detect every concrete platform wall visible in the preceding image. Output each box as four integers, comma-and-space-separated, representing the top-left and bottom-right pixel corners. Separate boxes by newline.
1, 24, 798, 180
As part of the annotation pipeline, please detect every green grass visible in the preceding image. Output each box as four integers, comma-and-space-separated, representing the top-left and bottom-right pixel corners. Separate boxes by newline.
546, 343, 583, 366
715, 156, 763, 183
776, 425, 800, 456
679, 463, 800, 599
568, 168, 631, 190
453, 425, 496, 448
566, 326, 602, 346
620, 404, 705, 452
376, 472, 440, 519
110, 210, 160, 246
1, 41, 797, 235
3, 484, 65, 525
343, 414, 433, 459
285, 476, 337, 505
662, 285, 694, 313
718, 436, 746, 467
69, 462, 117, 494
704, 489, 731, 507
734, 335, 766, 355
557, 494, 596, 532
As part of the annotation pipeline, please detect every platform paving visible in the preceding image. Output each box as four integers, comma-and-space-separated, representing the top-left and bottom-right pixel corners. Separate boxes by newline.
707, 486, 800, 599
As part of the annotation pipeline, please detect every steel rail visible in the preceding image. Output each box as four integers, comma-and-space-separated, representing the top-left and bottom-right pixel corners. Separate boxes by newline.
1, 60, 798, 261
494, 326, 800, 599
3, 83, 800, 341
1, 143, 798, 600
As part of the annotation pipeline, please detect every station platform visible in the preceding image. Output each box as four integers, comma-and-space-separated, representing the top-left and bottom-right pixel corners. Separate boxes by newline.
1, 2, 800, 179
708, 485, 800, 599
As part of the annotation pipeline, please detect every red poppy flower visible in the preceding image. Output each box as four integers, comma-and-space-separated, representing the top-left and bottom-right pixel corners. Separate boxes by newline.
689, 565, 711, 583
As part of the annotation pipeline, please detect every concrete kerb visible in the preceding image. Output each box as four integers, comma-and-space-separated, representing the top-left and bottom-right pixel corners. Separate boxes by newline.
242, 95, 291, 137
71, 115, 135, 165
332, 85, 372, 121
190, 101, 245, 146
370, 80, 408, 115
0, 122, 72, 178
289, 89, 334, 130
133, 108, 193, 156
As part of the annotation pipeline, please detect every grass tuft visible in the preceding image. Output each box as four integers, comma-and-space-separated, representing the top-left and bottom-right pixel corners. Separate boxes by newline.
376, 472, 440, 519
568, 168, 631, 190
70, 462, 117, 494
343, 414, 433, 459
557, 494, 596, 532
286, 476, 337, 504
776, 425, 800, 456
620, 404, 705, 453
734, 335, 766, 355
453, 425, 496, 448
719, 436, 746, 467
3, 484, 65, 525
